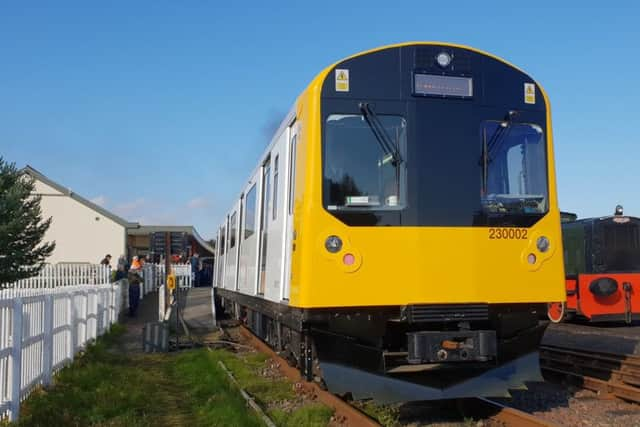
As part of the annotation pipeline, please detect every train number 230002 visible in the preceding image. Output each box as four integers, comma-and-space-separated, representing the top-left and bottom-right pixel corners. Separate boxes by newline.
488, 228, 528, 240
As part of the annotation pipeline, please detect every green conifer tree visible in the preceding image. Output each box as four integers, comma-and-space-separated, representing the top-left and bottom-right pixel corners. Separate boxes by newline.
0, 158, 55, 286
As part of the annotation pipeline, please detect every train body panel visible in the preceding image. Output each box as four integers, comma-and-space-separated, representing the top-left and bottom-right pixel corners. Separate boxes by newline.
295, 213, 564, 307
290, 42, 564, 308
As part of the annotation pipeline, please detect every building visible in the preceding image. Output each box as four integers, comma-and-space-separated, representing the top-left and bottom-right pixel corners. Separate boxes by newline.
23, 166, 134, 264
127, 225, 215, 262
22, 166, 214, 265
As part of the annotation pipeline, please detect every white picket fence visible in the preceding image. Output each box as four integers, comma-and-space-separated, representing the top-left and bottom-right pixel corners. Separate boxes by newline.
0, 263, 186, 421
1, 264, 111, 291
143, 263, 192, 291
0, 283, 124, 421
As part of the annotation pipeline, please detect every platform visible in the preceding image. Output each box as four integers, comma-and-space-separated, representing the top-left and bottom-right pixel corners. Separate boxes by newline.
176, 287, 217, 338
543, 322, 640, 356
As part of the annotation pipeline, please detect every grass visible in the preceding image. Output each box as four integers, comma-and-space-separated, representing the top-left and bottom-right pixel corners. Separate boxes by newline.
7, 325, 332, 427
353, 400, 400, 427
10, 326, 263, 427
203, 349, 333, 427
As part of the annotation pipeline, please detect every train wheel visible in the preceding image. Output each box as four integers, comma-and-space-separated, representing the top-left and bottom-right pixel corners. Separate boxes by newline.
547, 302, 565, 323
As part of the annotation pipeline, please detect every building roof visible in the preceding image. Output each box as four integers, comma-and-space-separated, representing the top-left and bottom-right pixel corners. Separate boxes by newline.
22, 165, 139, 228
129, 225, 215, 255
21, 165, 214, 254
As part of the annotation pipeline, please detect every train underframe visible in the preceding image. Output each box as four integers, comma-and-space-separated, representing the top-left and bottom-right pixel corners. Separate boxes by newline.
215, 288, 548, 402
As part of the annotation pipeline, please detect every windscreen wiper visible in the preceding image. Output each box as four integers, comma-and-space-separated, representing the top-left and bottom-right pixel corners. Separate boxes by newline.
481, 111, 517, 193
359, 102, 403, 165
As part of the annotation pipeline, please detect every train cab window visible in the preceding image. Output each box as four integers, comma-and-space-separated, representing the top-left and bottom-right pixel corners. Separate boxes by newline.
229, 212, 237, 249
480, 121, 548, 215
598, 221, 640, 271
244, 185, 257, 239
323, 114, 407, 210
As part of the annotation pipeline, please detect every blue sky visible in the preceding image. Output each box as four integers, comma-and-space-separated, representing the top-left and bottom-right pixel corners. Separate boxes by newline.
2, 2, 639, 238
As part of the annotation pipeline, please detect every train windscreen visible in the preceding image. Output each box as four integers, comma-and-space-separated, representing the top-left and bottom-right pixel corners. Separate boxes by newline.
480, 121, 548, 215
323, 113, 407, 211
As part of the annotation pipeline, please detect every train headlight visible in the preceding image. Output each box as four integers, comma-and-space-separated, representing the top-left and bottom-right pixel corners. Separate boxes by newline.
536, 236, 550, 253
325, 235, 343, 253
436, 52, 452, 68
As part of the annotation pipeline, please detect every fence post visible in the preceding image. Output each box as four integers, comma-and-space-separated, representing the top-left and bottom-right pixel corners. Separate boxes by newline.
92, 288, 99, 339
158, 284, 165, 322
70, 293, 77, 361
82, 291, 88, 346
43, 294, 54, 387
110, 284, 117, 325
9, 298, 23, 422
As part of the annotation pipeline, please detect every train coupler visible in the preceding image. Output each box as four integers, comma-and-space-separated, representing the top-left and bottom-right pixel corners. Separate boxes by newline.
407, 330, 497, 363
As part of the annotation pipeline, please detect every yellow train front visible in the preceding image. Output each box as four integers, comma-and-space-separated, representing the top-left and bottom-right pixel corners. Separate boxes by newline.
217, 42, 566, 402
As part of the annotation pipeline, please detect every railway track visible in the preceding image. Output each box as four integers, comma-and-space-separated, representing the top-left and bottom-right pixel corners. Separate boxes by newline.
540, 345, 640, 404
226, 324, 555, 426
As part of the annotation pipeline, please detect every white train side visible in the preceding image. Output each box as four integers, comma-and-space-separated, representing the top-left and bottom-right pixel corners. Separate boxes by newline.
214, 109, 298, 305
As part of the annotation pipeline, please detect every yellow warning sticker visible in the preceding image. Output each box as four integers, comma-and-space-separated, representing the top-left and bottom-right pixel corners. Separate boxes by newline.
335, 69, 349, 92
524, 83, 535, 104
167, 274, 176, 291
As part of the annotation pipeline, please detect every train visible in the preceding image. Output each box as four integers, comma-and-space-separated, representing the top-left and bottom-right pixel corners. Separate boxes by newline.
213, 42, 565, 402
548, 206, 640, 323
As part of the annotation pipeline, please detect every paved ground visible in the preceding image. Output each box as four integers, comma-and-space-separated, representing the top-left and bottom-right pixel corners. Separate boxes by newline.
112, 290, 160, 354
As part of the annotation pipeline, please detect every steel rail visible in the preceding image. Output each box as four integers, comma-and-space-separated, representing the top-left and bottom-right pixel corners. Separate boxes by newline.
459, 397, 560, 427
237, 325, 381, 427
540, 345, 640, 403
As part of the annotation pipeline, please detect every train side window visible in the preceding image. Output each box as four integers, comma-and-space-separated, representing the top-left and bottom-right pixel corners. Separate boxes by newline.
289, 135, 297, 215
229, 211, 237, 249
244, 185, 257, 239
219, 226, 226, 255
273, 155, 279, 220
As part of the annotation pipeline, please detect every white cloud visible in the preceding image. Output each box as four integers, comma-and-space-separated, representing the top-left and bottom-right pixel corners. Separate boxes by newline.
90, 195, 108, 207
187, 196, 209, 209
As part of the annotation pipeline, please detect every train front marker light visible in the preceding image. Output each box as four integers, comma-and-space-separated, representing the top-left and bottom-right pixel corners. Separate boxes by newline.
527, 253, 537, 264
325, 235, 343, 253
343, 253, 355, 266
436, 52, 452, 68
536, 236, 550, 253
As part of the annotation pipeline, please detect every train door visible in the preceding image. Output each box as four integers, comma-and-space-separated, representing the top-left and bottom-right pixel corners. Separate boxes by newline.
282, 121, 298, 301
215, 225, 225, 287
224, 202, 240, 290
263, 130, 288, 302
257, 158, 271, 295
238, 182, 259, 295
